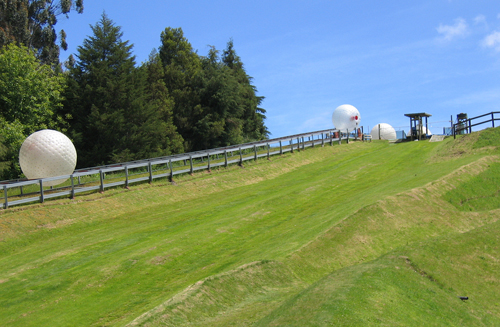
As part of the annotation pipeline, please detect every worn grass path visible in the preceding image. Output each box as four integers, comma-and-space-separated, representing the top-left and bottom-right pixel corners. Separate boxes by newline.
1, 130, 499, 326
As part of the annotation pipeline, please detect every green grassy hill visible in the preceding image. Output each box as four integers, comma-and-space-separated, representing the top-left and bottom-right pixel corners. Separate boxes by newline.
1, 128, 499, 326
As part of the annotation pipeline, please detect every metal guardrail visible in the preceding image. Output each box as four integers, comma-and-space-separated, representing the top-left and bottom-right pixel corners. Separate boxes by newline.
1, 128, 365, 209
453, 112, 500, 139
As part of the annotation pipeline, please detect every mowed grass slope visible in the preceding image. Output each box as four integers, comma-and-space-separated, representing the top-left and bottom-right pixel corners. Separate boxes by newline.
1, 129, 499, 326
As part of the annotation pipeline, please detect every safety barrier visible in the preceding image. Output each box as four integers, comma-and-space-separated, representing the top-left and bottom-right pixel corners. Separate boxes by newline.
1, 128, 365, 209
453, 112, 500, 138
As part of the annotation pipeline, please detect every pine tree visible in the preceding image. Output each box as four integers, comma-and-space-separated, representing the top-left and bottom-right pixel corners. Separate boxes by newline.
133, 52, 184, 159
159, 27, 202, 151
158, 30, 269, 151
195, 46, 243, 149
63, 13, 136, 166
63, 14, 185, 167
222, 39, 269, 140
0, 0, 84, 67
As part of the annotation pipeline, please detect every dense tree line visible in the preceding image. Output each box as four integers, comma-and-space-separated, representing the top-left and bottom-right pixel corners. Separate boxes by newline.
0, 12, 268, 179
0, 0, 84, 67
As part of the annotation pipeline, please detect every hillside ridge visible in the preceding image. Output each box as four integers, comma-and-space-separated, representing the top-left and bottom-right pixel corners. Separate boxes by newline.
1, 129, 500, 326
128, 152, 500, 326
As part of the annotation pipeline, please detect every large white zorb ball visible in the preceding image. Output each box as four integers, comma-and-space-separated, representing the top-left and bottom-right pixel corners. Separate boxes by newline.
19, 130, 77, 186
370, 123, 397, 140
332, 104, 360, 131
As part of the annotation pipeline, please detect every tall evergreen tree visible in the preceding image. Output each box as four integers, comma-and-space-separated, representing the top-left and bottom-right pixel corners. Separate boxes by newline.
159, 30, 269, 150
194, 46, 243, 149
222, 39, 269, 140
159, 27, 202, 151
0, 0, 84, 66
63, 13, 136, 166
132, 52, 184, 159
63, 14, 184, 167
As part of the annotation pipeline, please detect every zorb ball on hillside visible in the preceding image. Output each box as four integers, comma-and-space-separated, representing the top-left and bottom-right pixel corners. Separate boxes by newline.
370, 123, 397, 140
19, 130, 77, 186
332, 104, 360, 131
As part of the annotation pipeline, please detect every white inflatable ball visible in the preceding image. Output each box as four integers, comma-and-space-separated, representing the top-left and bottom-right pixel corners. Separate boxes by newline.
19, 130, 77, 186
409, 125, 433, 137
332, 104, 360, 131
370, 123, 397, 140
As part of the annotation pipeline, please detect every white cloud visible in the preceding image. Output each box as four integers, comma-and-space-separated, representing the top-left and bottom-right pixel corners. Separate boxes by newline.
482, 31, 500, 51
474, 14, 487, 26
436, 17, 469, 41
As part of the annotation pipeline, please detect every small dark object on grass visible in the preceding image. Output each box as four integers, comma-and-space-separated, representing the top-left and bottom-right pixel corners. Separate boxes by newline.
459, 296, 469, 301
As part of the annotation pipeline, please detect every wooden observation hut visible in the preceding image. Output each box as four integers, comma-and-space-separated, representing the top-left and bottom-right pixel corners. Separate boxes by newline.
404, 112, 432, 141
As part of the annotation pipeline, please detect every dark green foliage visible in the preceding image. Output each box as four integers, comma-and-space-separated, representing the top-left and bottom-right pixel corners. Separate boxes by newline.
63, 13, 135, 166
1, 12, 268, 175
63, 14, 184, 167
0, 0, 84, 67
222, 39, 269, 141
159, 32, 268, 151
0, 44, 65, 179
192, 46, 243, 149
131, 52, 184, 160
159, 27, 202, 151
0, 0, 30, 48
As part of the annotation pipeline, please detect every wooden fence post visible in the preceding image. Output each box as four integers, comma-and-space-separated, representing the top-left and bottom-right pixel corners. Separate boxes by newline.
39, 179, 45, 203
99, 170, 104, 193
149, 162, 153, 183
189, 155, 193, 174
3, 185, 8, 209
124, 166, 129, 189
71, 175, 75, 198
169, 159, 173, 182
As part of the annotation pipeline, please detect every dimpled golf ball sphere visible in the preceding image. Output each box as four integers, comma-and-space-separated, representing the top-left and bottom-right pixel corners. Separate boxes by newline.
332, 104, 361, 131
19, 130, 77, 186
371, 123, 397, 140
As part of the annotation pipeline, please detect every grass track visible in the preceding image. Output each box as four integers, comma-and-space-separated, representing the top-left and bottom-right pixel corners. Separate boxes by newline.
1, 130, 500, 326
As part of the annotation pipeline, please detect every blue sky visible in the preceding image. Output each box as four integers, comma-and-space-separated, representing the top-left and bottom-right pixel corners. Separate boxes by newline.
57, 0, 500, 138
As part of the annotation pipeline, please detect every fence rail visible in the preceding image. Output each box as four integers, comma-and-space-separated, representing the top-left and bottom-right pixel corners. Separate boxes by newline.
1, 128, 365, 209
453, 111, 500, 138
